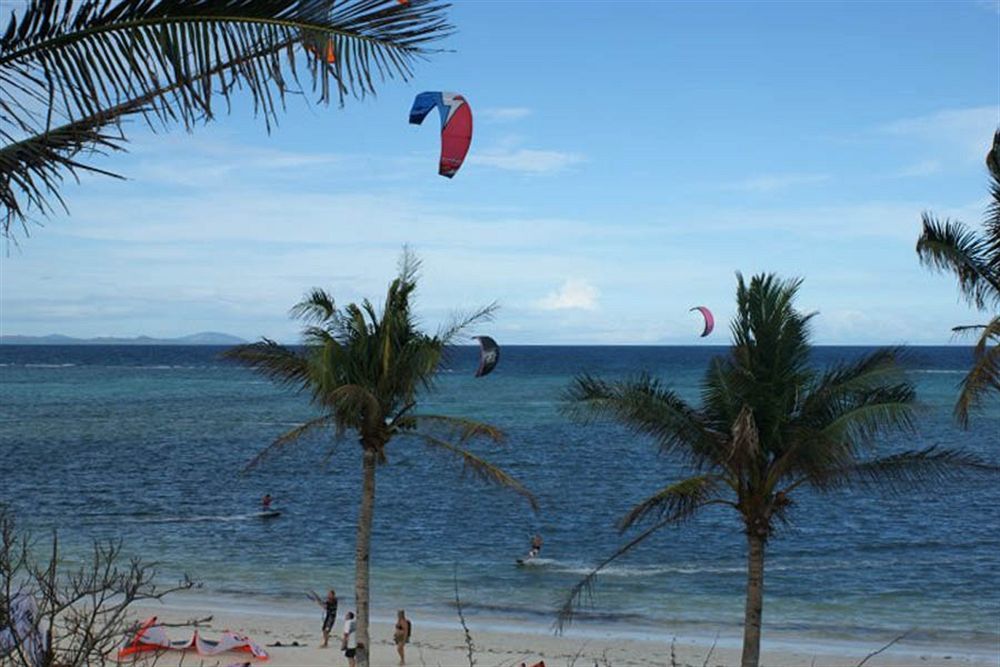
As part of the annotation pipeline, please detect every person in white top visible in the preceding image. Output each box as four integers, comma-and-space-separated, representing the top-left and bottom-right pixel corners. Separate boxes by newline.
341, 611, 358, 667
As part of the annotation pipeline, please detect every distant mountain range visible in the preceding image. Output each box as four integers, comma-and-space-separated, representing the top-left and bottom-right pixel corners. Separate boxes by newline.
0, 332, 247, 345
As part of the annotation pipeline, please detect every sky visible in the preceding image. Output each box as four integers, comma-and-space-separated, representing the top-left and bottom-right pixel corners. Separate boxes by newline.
1, 0, 998, 345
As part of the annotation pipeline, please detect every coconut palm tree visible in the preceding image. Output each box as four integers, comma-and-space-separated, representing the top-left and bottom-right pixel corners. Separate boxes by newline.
559, 273, 988, 667
225, 251, 536, 667
916, 130, 1000, 426
0, 0, 451, 238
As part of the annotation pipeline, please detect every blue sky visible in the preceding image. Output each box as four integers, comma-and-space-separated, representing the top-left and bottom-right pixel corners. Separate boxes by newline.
1, 0, 998, 344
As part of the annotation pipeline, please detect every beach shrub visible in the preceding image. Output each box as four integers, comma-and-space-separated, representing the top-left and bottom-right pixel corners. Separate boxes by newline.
0, 509, 193, 666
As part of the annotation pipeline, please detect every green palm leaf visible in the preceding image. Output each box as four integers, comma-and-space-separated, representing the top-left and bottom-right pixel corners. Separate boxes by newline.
1, 0, 452, 235
564, 373, 720, 464
617, 475, 727, 532
954, 316, 1000, 426
815, 447, 996, 494
917, 215, 1000, 310
414, 433, 537, 510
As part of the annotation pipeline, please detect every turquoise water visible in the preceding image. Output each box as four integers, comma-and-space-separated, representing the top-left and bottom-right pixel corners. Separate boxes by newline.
1, 345, 998, 652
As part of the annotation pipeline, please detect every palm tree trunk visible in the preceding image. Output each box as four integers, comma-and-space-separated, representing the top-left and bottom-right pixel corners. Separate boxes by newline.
740, 531, 766, 667
354, 446, 377, 667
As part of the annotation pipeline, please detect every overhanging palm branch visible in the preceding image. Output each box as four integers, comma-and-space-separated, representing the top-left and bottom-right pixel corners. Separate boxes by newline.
0, 116, 127, 237
564, 373, 721, 464
1, 0, 452, 235
807, 446, 998, 495
398, 414, 506, 444
617, 475, 729, 532
244, 414, 337, 470
916, 130, 1000, 426
953, 316, 1000, 426
413, 432, 538, 510
917, 215, 1000, 310
554, 506, 707, 633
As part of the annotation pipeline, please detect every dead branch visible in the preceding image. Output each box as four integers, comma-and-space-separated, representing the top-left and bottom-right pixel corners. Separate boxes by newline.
855, 631, 910, 667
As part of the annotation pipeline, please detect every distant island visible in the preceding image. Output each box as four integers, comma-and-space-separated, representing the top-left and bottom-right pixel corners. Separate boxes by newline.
0, 332, 247, 345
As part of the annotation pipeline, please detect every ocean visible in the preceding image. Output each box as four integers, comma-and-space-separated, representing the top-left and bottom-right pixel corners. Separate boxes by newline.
1, 345, 998, 655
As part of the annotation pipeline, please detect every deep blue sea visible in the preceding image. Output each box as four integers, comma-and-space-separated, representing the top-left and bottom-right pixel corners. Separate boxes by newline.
1, 345, 998, 653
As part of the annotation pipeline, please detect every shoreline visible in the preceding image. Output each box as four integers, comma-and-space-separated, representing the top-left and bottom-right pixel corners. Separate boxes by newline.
128, 591, 998, 666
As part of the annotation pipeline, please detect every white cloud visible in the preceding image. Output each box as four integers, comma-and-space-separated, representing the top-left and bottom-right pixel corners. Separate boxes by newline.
880, 106, 998, 161
470, 148, 585, 173
975, 0, 999, 14
536, 278, 599, 311
891, 159, 942, 178
728, 173, 831, 193
479, 107, 532, 123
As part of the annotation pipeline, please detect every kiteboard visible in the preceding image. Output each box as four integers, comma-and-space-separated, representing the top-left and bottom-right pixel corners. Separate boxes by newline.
256, 510, 281, 519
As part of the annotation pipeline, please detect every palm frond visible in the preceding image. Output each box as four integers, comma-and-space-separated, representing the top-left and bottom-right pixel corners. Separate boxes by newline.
617, 475, 725, 532
984, 129, 1000, 275
244, 414, 335, 470
555, 508, 699, 633
564, 373, 718, 462
290, 288, 338, 325
955, 316, 1000, 427
437, 302, 499, 346
916, 214, 1000, 310
400, 414, 505, 444
811, 446, 997, 494
222, 339, 311, 390
1, 0, 452, 234
323, 383, 382, 432
414, 433, 537, 510
0, 115, 127, 236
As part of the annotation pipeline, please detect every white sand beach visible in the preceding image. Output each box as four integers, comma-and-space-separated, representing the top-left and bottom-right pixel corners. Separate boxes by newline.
130, 598, 996, 667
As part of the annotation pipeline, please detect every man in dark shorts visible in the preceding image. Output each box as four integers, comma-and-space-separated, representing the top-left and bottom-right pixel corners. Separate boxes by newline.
319, 589, 338, 648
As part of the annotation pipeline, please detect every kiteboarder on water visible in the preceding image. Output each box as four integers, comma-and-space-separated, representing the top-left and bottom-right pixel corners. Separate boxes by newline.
528, 534, 543, 559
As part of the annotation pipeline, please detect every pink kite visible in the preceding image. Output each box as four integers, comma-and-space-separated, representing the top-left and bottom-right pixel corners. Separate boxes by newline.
690, 306, 714, 337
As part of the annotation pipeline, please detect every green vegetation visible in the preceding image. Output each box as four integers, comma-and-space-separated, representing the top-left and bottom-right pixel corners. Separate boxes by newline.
0, 0, 451, 237
560, 273, 988, 667
916, 130, 1000, 426
225, 250, 535, 667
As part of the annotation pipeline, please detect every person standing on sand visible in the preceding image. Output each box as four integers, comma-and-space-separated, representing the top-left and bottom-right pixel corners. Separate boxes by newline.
392, 609, 412, 665
341, 611, 357, 667
318, 589, 338, 648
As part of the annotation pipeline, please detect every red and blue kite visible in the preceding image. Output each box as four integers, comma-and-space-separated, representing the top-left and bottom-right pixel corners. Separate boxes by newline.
409, 92, 473, 178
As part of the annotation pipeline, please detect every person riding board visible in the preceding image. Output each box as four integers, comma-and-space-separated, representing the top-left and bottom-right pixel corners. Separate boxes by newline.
261, 494, 273, 511
528, 533, 543, 559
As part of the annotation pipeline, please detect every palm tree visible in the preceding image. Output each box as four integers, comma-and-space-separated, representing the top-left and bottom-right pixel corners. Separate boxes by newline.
916, 130, 1000, 426
0, 0, 451, 238
559, 273, 988, 667
225, 250, 536, 667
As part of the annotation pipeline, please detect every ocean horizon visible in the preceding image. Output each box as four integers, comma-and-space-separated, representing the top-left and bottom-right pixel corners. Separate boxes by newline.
2, 344, 998, 656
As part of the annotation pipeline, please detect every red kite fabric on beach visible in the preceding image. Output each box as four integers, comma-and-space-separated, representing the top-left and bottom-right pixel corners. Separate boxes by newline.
118, 617, 268, 661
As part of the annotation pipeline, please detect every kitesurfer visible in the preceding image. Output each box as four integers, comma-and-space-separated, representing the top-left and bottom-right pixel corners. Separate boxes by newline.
528, 533, 543, 559
319, 589, 338, 648
261, 494, 273, 511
